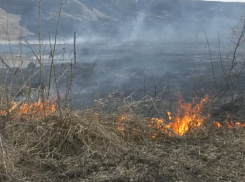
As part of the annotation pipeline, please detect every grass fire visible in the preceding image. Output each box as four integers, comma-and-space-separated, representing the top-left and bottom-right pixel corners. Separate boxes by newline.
1, 0, 245, 181
0, 99, 56, 119
1, 93, 245, 181
117, 94, 245, 138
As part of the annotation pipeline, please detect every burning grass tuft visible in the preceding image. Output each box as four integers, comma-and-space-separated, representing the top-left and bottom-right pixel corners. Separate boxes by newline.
1, 95, 245, 181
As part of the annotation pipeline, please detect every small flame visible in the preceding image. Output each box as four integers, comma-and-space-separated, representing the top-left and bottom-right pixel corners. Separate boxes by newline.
224, 114, 245, 129
0, 110, 7, 116
234, 122, 245, 128
9, 102, 19, 112
167, 112, 172, 120
1, 102, 19, 116
151, 133, 157, 139
117, 114, 131, 134
214, 121, 222, 128
149, 95, 210, 136
214, 119, 245, 129
0, 99, 56, 119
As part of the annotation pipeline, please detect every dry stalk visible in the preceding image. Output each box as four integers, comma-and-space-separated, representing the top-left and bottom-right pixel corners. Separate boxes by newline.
0, 135, 7, 174
203, 26, 216, 84
47, 0, 67, 99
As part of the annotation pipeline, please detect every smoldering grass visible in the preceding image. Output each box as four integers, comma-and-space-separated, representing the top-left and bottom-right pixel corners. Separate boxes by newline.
1, 93, 245, 181
1, 4, 245, 182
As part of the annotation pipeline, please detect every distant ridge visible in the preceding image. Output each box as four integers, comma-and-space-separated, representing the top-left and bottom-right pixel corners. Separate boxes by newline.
0, 0, 244, 40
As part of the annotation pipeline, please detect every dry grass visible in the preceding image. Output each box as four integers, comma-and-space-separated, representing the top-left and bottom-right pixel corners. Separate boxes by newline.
0, 101, 245, 182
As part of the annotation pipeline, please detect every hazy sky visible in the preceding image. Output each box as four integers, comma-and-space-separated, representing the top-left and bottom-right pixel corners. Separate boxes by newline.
205, 0, 245, 2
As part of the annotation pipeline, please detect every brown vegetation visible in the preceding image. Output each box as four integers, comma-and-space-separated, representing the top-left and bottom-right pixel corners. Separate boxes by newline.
0, 95, 245, 181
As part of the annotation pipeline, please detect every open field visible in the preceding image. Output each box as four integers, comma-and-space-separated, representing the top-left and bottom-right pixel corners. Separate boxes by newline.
0, 39, 245, 181
1, 0, 245, 181
1, 41, 243, 107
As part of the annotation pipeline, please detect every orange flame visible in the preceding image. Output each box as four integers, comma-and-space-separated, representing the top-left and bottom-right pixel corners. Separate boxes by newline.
117, 114, 130, 134
19, 100, 56, 119
224, 114, 245, 129
214, 121, 222, 128
0, 110, 7, 116
117, 95, 245, 138
0, 102, 19, 116
0, 99, 56, 119
214, 120, 245, 129
149, 95, 210, 136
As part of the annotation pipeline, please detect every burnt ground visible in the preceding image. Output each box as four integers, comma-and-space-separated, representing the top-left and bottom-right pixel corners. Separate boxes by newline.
1, 41, 244, 109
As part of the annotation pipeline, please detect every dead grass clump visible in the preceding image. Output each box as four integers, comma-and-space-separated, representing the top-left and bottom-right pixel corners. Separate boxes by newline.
0, 106, 245, 181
